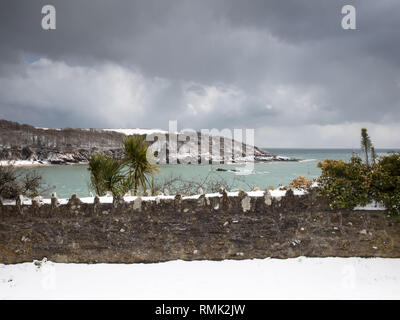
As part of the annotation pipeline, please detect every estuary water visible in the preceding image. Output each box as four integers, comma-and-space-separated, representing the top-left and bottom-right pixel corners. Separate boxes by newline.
17, 148, 399, 198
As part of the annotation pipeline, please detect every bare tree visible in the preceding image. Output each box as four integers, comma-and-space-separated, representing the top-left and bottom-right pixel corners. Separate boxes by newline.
0, 164, 45, 200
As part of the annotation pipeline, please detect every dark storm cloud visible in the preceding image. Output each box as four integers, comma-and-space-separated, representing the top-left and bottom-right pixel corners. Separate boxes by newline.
0, 0, 399, 147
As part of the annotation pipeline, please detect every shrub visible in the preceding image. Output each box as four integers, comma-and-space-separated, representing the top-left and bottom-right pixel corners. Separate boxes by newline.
318, 156, 372, 209
288, 175, 312, 190
0, 165, 43, 200
318, 154, 400, 215
371, 154, 400, 215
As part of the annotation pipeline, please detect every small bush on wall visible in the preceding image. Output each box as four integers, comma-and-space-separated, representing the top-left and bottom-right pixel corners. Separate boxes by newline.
288, 175, 313, 190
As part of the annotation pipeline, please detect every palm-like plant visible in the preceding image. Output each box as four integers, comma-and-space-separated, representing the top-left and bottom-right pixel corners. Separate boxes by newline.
361, 128, 372, 167
88, 154, 107, 196
100, 157, 127, 199
371, 146, 377, 167
123, 136, 159, 195
88, 154, 128, 199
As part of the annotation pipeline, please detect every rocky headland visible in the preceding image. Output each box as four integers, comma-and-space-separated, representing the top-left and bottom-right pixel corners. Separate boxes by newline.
0, 119, 298, 165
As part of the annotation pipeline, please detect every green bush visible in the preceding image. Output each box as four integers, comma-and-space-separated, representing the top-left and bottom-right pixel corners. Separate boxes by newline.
318, 154, 400, 215
371, 154, 400, 215
318, 156, 372, 209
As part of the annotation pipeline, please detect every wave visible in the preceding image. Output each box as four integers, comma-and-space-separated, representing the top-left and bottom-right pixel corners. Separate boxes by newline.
298, 159, 317, 163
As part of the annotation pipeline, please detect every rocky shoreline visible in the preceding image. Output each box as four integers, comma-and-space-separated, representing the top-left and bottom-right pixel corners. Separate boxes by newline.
0, 150, 299, 166
0, 147, 123, 166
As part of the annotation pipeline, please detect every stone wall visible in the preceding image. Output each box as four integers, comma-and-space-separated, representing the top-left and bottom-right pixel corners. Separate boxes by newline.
1, 190, 399, 264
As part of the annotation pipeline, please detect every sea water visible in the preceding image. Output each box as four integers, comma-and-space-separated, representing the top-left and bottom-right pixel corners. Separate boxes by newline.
16, 148, 398, 198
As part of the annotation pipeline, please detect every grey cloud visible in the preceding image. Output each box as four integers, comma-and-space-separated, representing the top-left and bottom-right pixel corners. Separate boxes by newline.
0, 0, 399, 147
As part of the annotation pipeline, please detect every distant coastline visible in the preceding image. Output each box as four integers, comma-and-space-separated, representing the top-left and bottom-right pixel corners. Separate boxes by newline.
0, 119, 298, 166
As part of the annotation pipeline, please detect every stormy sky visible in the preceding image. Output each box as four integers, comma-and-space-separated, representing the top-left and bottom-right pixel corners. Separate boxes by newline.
0, 0, 399, 148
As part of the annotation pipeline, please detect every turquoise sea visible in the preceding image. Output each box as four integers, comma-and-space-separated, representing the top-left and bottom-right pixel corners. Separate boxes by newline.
18, 148, 399, 198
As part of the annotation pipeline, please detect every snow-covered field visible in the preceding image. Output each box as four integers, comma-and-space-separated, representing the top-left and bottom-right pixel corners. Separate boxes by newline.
1, 257, 399, 299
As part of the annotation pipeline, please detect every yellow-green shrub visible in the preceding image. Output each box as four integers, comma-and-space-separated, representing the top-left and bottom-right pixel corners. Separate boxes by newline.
317, 156, 372, 210
318, 154, 400, 215
371, 154, 400, 215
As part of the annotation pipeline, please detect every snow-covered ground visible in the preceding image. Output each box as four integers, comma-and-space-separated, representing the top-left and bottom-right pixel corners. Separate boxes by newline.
0, 160, 50, 167
354, 201, 387, 211
1, 257, 399, 299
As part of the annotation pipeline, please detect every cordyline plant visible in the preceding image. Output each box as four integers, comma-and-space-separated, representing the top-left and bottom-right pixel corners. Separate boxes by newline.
87, 136, 159, 199
361, 128, 373, 167
87, 154, 129, 199
122, 136, 159, 196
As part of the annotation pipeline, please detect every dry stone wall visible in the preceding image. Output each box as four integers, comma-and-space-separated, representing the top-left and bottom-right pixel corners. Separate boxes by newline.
0, 189, 399, 264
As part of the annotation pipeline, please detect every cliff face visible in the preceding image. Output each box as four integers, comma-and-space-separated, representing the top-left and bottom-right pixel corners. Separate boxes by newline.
0, 119, 279, 164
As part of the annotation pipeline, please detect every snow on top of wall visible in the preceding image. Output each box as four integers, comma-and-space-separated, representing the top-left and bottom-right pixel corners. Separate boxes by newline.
1, 189, 304, 206
1, 188, 387, 211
